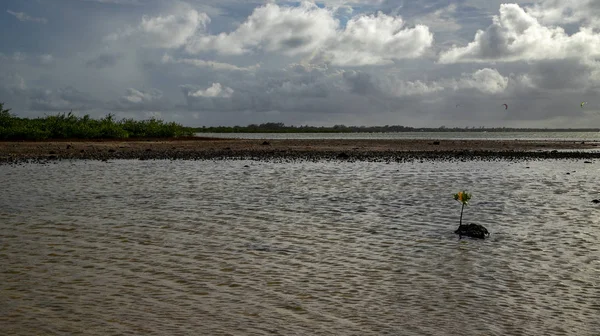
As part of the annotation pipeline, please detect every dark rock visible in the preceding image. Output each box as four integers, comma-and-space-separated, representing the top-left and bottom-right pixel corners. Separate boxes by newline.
49, 151, 56, 155
261, 141, 271, 145
337, 152, 350, 159
584, 161, 593, 163
146, 148, 152, 152
66, 144, 72, 149
592, 199, 600, 204
455, 223, 490, 239
108, 149, 116, 153
432, 141, 440, 145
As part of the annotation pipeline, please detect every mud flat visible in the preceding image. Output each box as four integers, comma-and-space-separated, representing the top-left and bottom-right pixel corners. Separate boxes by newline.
1, 137, 600, 164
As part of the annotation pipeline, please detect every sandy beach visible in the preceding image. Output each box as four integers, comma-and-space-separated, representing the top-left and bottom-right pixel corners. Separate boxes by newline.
1, 137, 600, 163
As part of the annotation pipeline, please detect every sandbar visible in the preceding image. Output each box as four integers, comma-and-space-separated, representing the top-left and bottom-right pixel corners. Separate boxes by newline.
1, 137, 600, 164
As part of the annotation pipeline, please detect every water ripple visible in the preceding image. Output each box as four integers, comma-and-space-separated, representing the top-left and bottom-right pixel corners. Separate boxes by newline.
1, 159, 600, 335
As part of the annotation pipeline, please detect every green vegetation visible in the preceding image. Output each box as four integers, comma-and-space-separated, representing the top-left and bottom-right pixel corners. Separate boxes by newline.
0, 103, 194, 140
194, 122, 600, 133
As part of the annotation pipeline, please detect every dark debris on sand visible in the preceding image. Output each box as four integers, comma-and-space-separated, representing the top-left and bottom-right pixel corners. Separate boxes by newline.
3, 143, 600, 165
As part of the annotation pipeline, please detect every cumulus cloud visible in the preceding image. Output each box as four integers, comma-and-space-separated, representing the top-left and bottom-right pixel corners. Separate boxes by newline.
439, 4, 600, 63
184, 83, 234, 98
186, 2, 433, 66
111, 88, 169, 111
344, 70, 445, 97
451, 68, 509, 94
4, 0, 600, 126
174, 63, 516, 122
186, 2, 338, 56
527, 0, 600, 28
342, 67, 509, 98
309, 11, 433, 66
7, 10, 48, 24
106, 4, 210, 48
180, 83, 242, 112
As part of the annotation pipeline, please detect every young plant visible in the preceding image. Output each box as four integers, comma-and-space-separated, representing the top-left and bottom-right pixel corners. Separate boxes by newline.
453, 191, 472, 227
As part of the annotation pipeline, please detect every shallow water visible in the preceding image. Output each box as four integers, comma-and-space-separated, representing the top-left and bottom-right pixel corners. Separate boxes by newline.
1, 159, 600, 335
198, 131, 600, 141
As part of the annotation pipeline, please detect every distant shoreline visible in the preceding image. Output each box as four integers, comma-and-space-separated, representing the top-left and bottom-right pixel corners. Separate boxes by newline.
2, 138, 600, 164
194, 128, 600, 133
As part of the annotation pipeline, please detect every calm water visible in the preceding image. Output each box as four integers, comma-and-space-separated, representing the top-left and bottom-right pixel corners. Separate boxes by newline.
1, 159, 600, 335
198, 131, 600, 141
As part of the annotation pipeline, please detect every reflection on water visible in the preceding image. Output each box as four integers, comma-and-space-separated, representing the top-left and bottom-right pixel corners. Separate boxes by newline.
1, 160, 600, 335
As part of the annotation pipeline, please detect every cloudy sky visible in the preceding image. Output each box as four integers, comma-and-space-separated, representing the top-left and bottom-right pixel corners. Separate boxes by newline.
1, 0, 599, 127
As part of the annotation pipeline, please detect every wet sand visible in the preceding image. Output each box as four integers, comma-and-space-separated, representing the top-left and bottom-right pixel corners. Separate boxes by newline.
1, 137, 600, 164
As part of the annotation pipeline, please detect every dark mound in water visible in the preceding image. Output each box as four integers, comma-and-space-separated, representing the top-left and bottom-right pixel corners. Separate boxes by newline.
455, 223, 490, 239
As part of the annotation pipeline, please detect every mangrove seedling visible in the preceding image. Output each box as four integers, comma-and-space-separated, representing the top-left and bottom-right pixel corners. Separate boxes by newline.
453, 190, 471, 227
453, 191, 490, 239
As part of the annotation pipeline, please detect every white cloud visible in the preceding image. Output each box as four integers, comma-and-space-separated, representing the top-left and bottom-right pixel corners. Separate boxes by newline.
7, 10, 48, 24
122, 88, 161, 104
5, 0, 600, 126
106, 4, 210, 48
439, 4, 600, 63
185, 83, 234, 98
186, 2, 338, 56
160, 54, 259, 71
387, 79, 445, 96
111, 88, 169, 111
186, 2, 433, 66
452, 68, 508, 94
309, 11, 433, 66
527, 0, 600, 28
344, 67, 508, 97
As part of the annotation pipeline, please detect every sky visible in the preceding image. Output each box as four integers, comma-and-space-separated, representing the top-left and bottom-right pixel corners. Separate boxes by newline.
1, 0, 599, 127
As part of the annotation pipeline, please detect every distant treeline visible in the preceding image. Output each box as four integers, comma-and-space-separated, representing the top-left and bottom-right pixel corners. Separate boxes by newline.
0, 103, 194, 140
194, 122, 600, 133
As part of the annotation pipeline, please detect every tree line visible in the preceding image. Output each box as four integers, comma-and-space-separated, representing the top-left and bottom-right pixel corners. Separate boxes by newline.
194, 122, 600, 133
0, 103, 194, 140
